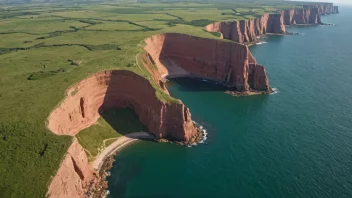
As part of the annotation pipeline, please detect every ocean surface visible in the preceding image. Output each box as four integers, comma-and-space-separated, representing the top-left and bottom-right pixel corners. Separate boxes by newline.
107, 7, 352, 198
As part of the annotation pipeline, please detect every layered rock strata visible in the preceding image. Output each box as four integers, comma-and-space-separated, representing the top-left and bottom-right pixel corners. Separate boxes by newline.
48, 70, 197, 142
303, 3, 339, 15
47, 139, 93, 198
206, 13, 286, 43
206, 3, 339, 43
47, 70, 200, 197
281, 8, 322, 25
144, 33, 271, 92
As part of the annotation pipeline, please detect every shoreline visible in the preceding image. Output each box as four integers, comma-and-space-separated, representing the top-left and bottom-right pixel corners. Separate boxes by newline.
88, 127, 204, 197
92, 132, 155, 171
85, 132, 155, 197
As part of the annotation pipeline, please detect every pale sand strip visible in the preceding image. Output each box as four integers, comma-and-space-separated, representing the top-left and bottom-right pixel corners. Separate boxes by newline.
92, 132, 155, 171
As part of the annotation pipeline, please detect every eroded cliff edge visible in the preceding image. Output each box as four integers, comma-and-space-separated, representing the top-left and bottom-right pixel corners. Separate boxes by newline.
206, 3, 339, 44
47, 70, 199, 197
303, 3, 339, 15
48, 70, 197, 141
281, 8, 322, 25
48, 139, 94, 198
144, 33, 272, 93
206, 13, 286, 44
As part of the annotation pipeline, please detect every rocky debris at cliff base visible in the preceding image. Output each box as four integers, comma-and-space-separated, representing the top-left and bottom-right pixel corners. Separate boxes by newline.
157, 122, 204, 147
225, 90, 272, 97
84, 154, 115, 198
287, 32, 301, 35
320, 23, 336, 26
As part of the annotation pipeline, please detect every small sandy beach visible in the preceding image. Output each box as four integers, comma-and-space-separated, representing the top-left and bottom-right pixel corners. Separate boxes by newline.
92, 132, 154, 171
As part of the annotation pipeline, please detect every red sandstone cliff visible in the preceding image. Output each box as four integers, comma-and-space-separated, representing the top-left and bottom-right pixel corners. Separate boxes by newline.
48, 70, 197, 142
206, 13, 285, 43
47, 70, 200, 197
281, 8, 322, 25
144, 33, 271, 92
206, 4, 339, 43
48, 140, 93, 198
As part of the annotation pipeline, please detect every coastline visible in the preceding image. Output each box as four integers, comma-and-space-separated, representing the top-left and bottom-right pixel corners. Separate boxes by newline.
45, 3, 339, 197
92, 132, 155, 171
85, 132, 155, 197
88, 128, 204, 197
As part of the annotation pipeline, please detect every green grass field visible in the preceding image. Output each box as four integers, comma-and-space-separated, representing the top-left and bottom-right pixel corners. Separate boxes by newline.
0, 1, 298, 197
77, 108, 149, 161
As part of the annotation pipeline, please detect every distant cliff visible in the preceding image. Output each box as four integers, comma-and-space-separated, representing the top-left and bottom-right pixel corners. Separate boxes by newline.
303, 3, 339, 15
281, 8, 322, 25
206, 13, 285, 44
206, 3, 339, 44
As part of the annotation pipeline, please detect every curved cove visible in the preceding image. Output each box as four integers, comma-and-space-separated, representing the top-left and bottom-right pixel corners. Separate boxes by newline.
107, 9, 352, 198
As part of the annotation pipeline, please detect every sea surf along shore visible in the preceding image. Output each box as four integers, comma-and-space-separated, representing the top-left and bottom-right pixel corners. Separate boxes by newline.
44, 2, 341, 198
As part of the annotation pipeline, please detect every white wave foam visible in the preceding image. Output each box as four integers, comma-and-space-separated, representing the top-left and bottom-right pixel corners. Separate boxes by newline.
189, 122, 209, 146
256, 41, 267, 45
270, 88, 279, 95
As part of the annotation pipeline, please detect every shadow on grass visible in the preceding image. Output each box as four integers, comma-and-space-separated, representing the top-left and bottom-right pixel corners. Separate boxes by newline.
99, 107, 149, 136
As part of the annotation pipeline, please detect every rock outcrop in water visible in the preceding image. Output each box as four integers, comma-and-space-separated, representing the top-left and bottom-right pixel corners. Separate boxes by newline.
48, 70, 197, 142
206, 13, 286, 43
144, 33, 271, 93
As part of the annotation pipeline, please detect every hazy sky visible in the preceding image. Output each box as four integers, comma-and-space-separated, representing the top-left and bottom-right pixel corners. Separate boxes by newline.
291, 0, 352, 5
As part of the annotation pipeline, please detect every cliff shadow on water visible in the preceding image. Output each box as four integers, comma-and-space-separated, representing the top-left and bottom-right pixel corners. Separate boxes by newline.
167, 78, 227, 92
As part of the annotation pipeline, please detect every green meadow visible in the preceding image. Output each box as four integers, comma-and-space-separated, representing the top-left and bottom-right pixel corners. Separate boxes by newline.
0, 1, 298, 197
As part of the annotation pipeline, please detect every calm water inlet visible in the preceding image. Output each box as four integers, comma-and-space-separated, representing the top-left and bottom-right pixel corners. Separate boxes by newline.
107, 7, 352, 198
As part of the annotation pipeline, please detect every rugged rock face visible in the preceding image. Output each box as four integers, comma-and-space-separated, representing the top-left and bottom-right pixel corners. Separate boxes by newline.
47, 70, 197, 141
282, 8, 322, 25
47, 140, 93, 198
206, 3, 339, 43
303, 3, 339, 15
206, 13, 286, 43
144, 33, 271, 92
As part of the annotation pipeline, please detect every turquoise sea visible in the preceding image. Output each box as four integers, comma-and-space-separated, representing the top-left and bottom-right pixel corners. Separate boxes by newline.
107, 6, 352, 198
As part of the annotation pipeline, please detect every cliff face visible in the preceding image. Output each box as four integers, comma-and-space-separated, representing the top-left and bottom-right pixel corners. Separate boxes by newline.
282, 8, 322, 25
303, 3, 339, 15
48, 140, 93, 198
206, 3, 339, 43
206, 13, 285, 43
144, 33, 271, 92
47, 70, 197, 142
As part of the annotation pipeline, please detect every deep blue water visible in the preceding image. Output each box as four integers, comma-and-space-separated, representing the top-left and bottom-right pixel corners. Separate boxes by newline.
107, 7, 352, 198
